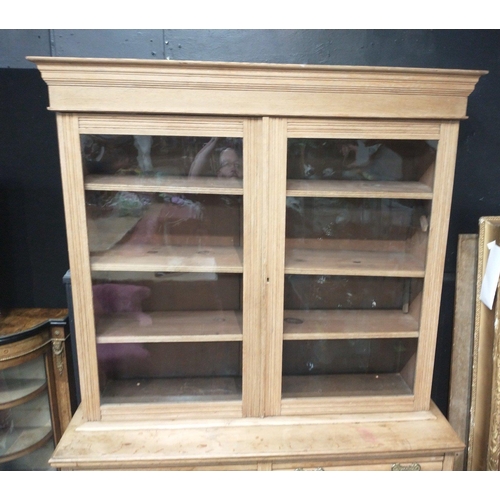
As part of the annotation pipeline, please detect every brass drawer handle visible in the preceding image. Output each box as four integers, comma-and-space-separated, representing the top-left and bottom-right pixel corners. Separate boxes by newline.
391, 463, 421, 471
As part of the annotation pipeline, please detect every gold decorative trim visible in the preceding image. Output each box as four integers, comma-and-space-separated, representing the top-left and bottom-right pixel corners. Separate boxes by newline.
52, 339, 65, 376
487, 295, 500, 470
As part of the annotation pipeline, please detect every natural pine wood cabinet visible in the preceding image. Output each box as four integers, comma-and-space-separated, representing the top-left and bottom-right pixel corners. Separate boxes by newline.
29, 56, 485, 470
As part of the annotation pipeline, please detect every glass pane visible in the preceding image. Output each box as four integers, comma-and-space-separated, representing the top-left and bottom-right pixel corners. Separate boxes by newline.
283, 137, 431, 403
0, 355, 46, 405
92, 271, 243, 405
287, 138, 436, 182
0, 390, 52, 461
282, 338, 417, 398
283, 339, 417, 375
284, 275, 423, 311
0, 440, 54, 470
0, 355, 53, 469
82, 135, 243, 179
98, 342, 242, 404
86, 191, 243, 260
82, 133, 245, 409
286, 197, 429, 248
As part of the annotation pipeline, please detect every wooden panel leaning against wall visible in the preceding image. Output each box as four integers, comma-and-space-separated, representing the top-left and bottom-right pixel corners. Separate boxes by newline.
448, 234, 477, 470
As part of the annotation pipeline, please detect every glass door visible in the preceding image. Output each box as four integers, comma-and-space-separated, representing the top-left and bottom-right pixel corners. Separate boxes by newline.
280, 133, 437, 413
80, 128, 247, 414
0, 353, 53, 468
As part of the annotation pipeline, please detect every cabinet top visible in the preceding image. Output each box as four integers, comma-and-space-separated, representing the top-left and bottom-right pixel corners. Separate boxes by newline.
0, 308, 68, 345
27, 56, 488, 76
28, 56, 487, 119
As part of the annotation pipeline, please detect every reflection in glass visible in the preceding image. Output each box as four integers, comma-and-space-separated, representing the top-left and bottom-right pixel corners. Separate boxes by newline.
86, 191, 242, 254
81, 135, 243, 179
284, 275, 422, 311
92, 271, 242, 318
286, 197, 429, 245
287, 138, 436, 182
189, 137, 242, 179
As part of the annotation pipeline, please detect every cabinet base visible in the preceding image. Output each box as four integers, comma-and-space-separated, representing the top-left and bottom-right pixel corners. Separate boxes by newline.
50, 401, 462, 471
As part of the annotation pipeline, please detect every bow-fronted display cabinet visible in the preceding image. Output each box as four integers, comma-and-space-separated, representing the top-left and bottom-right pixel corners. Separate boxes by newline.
0, 308, 72, 470
29, 56, 485, 470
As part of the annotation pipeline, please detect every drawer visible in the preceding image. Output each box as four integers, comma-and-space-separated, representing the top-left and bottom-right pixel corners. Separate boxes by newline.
272, 456, 444, 471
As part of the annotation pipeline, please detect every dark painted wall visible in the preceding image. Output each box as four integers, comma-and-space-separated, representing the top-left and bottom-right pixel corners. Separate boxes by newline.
1, 29, 499, 413
0, 68, 66, 308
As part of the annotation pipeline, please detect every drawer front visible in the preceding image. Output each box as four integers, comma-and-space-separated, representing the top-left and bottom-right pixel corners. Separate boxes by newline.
272, 457, 444, 471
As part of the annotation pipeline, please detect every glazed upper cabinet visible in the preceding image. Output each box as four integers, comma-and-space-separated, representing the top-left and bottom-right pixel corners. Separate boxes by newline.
29, 57, 485, 470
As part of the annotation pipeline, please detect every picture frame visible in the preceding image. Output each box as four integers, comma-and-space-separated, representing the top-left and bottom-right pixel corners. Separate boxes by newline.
468, 216, 500, 470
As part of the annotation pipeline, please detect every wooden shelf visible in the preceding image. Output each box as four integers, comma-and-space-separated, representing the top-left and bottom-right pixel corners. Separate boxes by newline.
100, 377, 242, 405
95, 309, 416, 344
0, 425, 52, 463
90, 244, 243, 273
285, 248, 425, 277
0, 379, 47, 409
283, 309, 419, 340
282, 373, 413, 399
88, 229, 425, 277
0, 388, 53, 462
84, 177, 432, 200
96, 310, 243, 343
287, 179, 433, 199
85, 175, 243, 195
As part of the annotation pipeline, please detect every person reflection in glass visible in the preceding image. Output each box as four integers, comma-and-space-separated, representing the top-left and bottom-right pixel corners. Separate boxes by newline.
189, 138, 242, 179
339, 140, 403, 181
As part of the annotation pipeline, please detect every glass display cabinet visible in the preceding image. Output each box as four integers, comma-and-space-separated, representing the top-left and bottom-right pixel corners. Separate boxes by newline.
29, 57, 485, 470
0, 309, 72, 470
